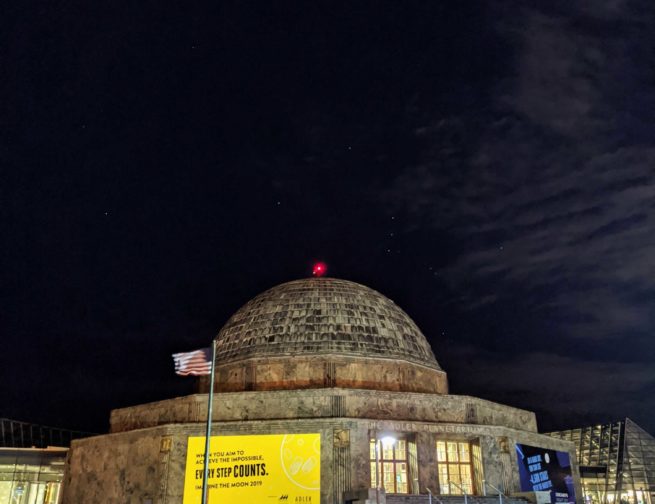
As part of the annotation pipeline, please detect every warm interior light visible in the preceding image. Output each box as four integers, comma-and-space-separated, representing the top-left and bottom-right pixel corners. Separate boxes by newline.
380, 436, 396, 447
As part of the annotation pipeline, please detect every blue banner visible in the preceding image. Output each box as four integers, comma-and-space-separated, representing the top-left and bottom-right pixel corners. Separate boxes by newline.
516, 444, 576, 504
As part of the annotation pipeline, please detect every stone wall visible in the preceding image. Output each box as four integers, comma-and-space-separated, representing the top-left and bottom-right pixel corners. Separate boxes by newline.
61, 426, 169, 504
209, 355, 448, 394
416, 431, 440, 494
110, 390, 537, 434
64, 417, 579, 504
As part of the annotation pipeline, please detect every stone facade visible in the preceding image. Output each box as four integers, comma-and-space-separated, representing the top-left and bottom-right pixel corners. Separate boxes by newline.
64, 412, 581, 504
61, 278, 583, 504
109, 389, 537, 434
207, 355, 448, 394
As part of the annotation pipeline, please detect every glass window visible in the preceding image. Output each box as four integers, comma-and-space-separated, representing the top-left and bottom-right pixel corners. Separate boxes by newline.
383, 462, 394, 493
437, 442, 447, 462
396, 462, 408, 493
396, 440, 407, 459
460, 444, 470, 463
0, 450, 65, 504
370, 436, 411, 494
437, 441, 476, 495
0, 482, 12, 503
447, 442, 459, 462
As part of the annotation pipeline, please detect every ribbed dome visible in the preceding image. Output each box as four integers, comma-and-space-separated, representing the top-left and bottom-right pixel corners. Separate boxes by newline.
215, 278, 441, 370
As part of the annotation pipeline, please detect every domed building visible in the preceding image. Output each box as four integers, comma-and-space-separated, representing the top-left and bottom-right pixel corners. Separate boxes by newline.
206, 278, 447, 396
62, 278, 582, 504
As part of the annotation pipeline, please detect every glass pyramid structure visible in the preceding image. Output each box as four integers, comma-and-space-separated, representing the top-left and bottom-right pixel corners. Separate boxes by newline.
548, 419, 654, 504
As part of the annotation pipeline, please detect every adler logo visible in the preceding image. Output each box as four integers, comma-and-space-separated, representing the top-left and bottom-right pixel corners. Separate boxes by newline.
279, 496, 288, 501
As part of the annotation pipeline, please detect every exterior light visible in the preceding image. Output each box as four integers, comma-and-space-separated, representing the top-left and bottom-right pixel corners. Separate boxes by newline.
374, 432, 397, 504
312, 262, 328, 277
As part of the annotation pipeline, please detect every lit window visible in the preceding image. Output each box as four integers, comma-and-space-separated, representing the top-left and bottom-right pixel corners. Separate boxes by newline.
370, 438, 410, 494
437, 441, 475, 494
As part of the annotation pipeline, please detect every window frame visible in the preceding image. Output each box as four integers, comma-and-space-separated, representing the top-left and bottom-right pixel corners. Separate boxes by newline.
370, 437, 410, 494
436, 440, 476, 495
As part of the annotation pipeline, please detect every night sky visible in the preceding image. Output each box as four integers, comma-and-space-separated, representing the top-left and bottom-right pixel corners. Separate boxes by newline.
3, 1, 654, 435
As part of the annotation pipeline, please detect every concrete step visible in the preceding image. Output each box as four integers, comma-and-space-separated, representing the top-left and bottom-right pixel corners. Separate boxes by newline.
346, 489, 532, 504
386, 495, 531, 504
385, 495, 431, 504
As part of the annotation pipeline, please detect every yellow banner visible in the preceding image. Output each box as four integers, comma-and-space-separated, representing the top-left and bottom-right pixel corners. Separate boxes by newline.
183, 433, 320, 503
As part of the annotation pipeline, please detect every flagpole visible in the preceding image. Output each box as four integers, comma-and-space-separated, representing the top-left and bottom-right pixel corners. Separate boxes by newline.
201, 338, 217, 504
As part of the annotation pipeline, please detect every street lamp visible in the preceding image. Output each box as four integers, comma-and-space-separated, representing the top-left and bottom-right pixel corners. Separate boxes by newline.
374, 433, 397, 504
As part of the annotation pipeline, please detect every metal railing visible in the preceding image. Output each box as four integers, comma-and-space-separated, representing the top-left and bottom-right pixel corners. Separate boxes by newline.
0, 418, 94, 448
425, 487, 446, 504
423, 479, 506, 504
483, 480, 506, 504
449, 481, 470, 504
426, 486, 433, 504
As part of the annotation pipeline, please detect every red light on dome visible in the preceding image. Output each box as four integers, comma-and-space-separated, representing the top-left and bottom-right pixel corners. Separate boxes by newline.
312, 262, 327, 277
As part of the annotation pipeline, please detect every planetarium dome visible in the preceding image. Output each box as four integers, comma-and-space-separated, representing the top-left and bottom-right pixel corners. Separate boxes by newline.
210, 278, 448, 394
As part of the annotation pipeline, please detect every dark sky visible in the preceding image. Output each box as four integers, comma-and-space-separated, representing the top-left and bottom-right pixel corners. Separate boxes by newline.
2, 1, 654, 435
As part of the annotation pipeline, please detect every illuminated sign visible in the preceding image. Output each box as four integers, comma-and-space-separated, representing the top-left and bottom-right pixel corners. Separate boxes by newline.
183, 433, 320, 503
516, 444, 576, 504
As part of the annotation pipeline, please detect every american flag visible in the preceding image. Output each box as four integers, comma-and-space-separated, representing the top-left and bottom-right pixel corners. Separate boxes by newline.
172, 348, 212, 376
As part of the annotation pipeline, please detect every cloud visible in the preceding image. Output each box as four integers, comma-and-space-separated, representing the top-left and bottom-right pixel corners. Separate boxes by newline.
504, 12, 604, 138
387, 2, 655, 348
